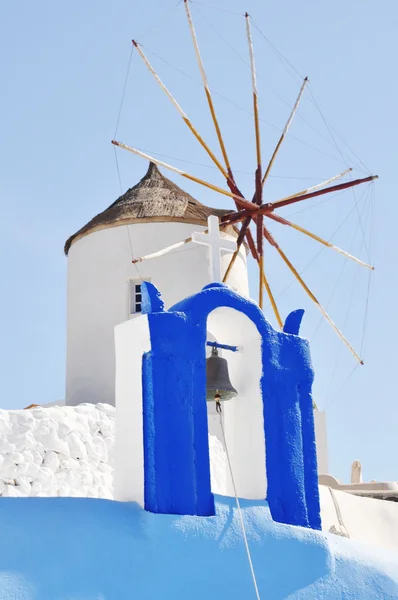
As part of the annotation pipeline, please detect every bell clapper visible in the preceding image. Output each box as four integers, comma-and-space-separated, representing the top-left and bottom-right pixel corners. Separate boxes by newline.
215, 393, 222, 414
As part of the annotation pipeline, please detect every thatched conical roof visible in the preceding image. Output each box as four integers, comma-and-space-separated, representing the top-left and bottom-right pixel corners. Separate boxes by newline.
64, 162, 232, 255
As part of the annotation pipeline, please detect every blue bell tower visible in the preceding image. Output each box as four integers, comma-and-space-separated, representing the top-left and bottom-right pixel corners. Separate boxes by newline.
114, 281, 321, 531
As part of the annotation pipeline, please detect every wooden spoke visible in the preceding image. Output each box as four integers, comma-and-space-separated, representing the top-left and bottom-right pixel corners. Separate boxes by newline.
245, 13, 264, 306
262, 77, 309, 187
222, 221, 282, 328
184, 0, 233, 177
266, 174, 378, 211
245, 228, 259, 261
262, 267, 283, 330
271, 168, 352, 206
132, 219, 237, 264
223, 217, 254, 282
183, 0, 250, 211
223, 247, 241, 282
266, 213, 374, 270
255, 169, 264, 307
115, 17, 378, 352
245, 13, 262, 171
258, 253, 264, 309
263, 226, 364, 364
132, 40, 229, 180
221, 175, 378, 225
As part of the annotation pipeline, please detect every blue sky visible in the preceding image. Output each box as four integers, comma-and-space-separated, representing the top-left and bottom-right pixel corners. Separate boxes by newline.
0, 0, 396, 484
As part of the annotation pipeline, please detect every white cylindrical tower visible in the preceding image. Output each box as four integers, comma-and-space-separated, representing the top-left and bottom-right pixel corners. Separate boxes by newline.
65, 163, 249, 406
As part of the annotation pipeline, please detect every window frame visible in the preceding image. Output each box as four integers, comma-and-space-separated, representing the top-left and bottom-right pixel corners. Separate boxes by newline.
128, 279, 149, 317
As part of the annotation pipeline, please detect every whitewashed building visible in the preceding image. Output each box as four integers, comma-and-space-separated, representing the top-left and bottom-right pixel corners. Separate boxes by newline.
65, 163, 249, 407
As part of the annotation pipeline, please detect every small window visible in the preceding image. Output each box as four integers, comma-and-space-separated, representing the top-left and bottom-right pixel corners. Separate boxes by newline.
129, 281, 144, 316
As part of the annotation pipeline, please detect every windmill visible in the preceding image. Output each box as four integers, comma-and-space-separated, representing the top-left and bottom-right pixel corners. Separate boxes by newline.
112, 0, 377, 366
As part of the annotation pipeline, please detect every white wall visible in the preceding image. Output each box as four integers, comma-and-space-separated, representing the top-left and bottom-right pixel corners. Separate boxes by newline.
66, 222, 248, 407
114, 305, 264, 504
319, 485, 398, 554
207, 307, 266, 500
314, 411, 329, 474
114, 314, 151, 505
0, 403, 115, 498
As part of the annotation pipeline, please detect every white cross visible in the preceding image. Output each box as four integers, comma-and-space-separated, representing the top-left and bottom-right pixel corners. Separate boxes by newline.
192, 215, 237, 282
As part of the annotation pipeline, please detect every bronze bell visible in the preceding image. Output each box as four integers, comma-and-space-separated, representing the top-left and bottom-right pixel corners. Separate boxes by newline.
206, 346, 238, 402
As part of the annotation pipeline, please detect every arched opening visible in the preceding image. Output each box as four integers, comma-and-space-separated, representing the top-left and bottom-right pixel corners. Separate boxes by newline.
206, 307, 266, 500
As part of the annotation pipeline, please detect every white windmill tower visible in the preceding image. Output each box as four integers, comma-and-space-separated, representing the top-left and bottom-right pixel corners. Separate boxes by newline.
64, 162, 249, 407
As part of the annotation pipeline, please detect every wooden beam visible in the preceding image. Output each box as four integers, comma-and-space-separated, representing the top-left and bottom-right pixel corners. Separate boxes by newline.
262, 77, 309, 186
255, 168, 264, 308
183, 0, 233, 177
271, 168, 352, 206
132, 219, 234, 264
263, 226, 364, 365
245, 12, 264, 308
245, 13, 262, 170
221, 175, 378, 225
262, 267, 283, 330
266, 213, 374, 270
132, 40, 229, 181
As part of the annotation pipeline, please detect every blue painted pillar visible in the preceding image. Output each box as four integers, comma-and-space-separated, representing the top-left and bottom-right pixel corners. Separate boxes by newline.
300, 382, 322, 530
264, 369, 309, 528
143, 311, 214, 516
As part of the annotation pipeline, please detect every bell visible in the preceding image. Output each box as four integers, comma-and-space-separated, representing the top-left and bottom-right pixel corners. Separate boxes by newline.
206, 346, 238, 402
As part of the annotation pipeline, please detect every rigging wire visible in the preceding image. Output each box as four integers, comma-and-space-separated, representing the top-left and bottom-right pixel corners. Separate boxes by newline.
219, 414, 261, 600
111, 2, 376, 414
112, 45, 143, 279
142, 44, 356, 168
305, 87, 372, 261
191, 4, 250, 68
325, 364, 360, 412
114, 47, 134, 140
130, 144, 343, 181
285, 188, 349, 217
190, 1, 244, 16
137, 0, 183, 40
188, 6, 369, 174
117, 3, 375, 304
306, 87, 371, 176
113, 45, 134, 195
360, 184, 375, 359
141, 43, 279, 134
243, 16, 371, 176
263, 184, 372, 310
309, 185, 373, 343
320, 188, 373, 410
113, 145, 123, 195
249, 15, 369, 174
308, 166, 375, 411
250, 18, 304, 83
191, 5, 359, 168
323, 221, 368, 405
133, 2, 372, 189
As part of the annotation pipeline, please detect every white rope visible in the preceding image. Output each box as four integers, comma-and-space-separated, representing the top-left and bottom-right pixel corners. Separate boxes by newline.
328, 487, 350, 538
130, 219, 236, 264
132, 237, 192, 264
219, 414, 261, 600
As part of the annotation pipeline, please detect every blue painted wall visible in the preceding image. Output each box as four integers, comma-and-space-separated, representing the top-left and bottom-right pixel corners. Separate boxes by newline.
141, 282, 321, 529
1, 496, 397, 600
